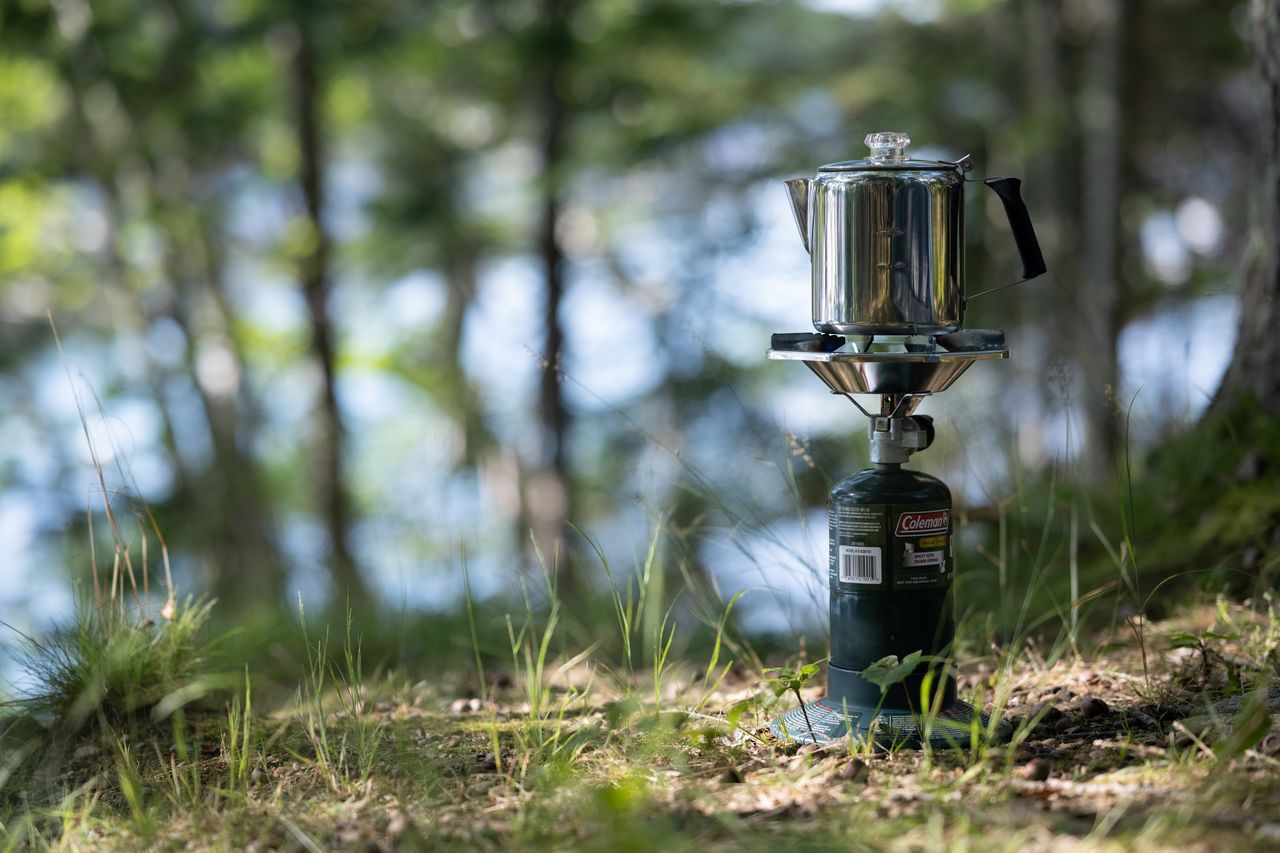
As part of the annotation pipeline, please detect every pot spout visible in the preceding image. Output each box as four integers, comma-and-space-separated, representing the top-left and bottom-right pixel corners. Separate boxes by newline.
783, 178, 811, 254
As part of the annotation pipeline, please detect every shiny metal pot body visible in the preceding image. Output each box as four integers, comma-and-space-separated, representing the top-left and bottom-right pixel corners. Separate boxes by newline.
808, 165, 965, 336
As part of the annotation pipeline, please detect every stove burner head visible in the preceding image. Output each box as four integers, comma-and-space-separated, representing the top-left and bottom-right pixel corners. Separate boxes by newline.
767, 330, 1007, 397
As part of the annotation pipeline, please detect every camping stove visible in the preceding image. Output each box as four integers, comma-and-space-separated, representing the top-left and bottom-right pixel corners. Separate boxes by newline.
766, 332, 1014, 748
768, 132, 1045, 748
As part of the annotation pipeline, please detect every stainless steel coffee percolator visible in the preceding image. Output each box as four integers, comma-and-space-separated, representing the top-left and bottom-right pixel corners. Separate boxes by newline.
785, 132, 1046, 336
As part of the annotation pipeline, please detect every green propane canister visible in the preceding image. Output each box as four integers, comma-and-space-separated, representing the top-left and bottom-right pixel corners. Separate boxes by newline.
764, 333, 1018, 746
826, 464, 955, 713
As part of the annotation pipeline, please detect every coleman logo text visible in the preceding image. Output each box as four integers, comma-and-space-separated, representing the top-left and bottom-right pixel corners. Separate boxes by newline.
896, 510, 950, 537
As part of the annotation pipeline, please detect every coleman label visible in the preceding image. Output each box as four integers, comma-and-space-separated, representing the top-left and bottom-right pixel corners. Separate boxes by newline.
895, 509, 950, 537
829, 499, 953, 591
891, 502, 952, 589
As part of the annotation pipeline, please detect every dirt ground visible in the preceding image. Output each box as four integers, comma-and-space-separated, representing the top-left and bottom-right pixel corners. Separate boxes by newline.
262, 605, 1280, 850
12, 602, 1280, 851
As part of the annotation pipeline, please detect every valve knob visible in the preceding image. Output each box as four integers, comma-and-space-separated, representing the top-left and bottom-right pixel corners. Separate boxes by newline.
907, 414, 935, 451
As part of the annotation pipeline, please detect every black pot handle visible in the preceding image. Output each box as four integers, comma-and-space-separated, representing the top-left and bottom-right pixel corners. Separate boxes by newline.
983, 177, 1047, 281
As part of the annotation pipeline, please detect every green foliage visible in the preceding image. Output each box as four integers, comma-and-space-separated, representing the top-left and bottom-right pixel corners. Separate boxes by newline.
111, 732, 157, 838
223, 668, 255, 792
761, 660, 823, 700
761, 658, 825, 742
860, 652, 928, 694
3, 596, 222, 736
291, 601, 387, 792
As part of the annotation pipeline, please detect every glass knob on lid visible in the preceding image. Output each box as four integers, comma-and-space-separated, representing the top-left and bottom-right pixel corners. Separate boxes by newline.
865, 131, 910, 162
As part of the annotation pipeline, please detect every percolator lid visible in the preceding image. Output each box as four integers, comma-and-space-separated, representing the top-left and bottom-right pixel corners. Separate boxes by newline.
819, 132, 963, 172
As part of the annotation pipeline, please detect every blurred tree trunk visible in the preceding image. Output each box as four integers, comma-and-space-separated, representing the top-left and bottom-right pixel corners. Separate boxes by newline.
1215, 0, 1280, 413
529, 0, 577, 591
292, 19, 369, 606
189, 207, 288, 605
441, 250, 493, 467
161, 262, 286, 606
1022, 0, 1078, 461
100, 197, 192, 503
59, 44, 285, 605
1077, 0, 1131, 481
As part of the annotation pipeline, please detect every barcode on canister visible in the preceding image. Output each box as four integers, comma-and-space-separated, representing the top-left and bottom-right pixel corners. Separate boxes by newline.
839, 546, 882, 584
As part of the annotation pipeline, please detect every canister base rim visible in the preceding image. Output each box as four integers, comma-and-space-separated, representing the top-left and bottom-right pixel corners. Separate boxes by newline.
769, 697, 1010, 749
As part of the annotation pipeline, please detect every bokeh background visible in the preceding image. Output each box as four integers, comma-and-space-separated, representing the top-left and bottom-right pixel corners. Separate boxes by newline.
0, 0, 1258, 649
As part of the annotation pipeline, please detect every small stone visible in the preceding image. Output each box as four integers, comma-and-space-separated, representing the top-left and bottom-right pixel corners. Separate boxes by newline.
1128, 709, 1158, 729
1026, 702, 1063, 728
387, 813, 409, 837
449, 698, 472, 713
1261, 733, 1280, 756
1080, 696, 1110, 719
836, 758, 869, 782
1023, 758, 1051, 782
797, 743, 822, 755
250, 767, 267, 785
476, 752, 498, 772
72, 744, 100, 760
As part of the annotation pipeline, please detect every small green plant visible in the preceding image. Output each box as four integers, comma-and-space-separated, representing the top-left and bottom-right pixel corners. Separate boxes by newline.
111, 731, 156, 837
762, 659, 825, 742
462, 556, 503, 774
1169, 625, 1245, 693
504, 579, 562, 724
292, 600, 388, 792
224, 668, 254, 791
161, 711, 203, 812
497, 542, 600, 781
853, 653, 914, 753
581, 520, 668, 699
860, 651, 928, 696
692, 590, 747, 713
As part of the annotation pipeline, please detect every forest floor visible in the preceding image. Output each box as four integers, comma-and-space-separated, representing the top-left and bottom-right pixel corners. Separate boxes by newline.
6, 600, 1280, 851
